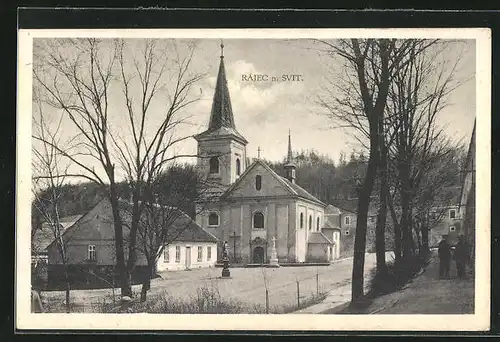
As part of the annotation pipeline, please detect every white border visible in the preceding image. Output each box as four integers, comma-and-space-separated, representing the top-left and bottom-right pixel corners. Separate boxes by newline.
16, 28, 491, 331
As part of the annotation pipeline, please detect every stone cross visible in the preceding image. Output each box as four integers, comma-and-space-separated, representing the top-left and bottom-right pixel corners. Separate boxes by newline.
257, 146, 261, 159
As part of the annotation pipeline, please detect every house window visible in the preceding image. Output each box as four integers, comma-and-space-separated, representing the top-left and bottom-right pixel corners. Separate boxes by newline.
208, 212, 219, 227
449, 209, 456, 219
345, 216, 351, 225
316, 217, 320, 231
300, 213, 304, 229
197, 246, 203, 262
308, 215, 312, 231
88, 245, 96, 261
236, 158, 241, 176
209, 157, 219, 174
449, 226, 456, 232
175, 246, 181, 263
207, 246, 212, 261
253, 212, 264, 229
164, 246, 169, 263
255, 175, 262, 190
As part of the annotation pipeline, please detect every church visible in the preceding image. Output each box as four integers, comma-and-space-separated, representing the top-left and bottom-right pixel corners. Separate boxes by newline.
194, 44, 336, 264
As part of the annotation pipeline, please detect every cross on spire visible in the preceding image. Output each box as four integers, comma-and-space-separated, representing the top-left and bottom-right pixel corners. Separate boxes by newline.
220, 40, 224, 58
257, 146, 261, 159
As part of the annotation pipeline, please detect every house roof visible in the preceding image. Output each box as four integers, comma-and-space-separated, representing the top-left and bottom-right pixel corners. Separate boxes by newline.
308, 232, 333, 245
194, 48, 247, 145
165, 212, 218, 243
220, 159, 326, 207
325, 204, 341, 216
329, 198, 377, 215
49, 198, 218, 248
322, 220, 341, 230
32, 214, 84, 252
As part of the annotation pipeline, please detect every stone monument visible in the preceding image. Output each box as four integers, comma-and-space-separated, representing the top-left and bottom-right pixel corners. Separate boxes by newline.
269, 236, 280, 268
221, 241, 231, 278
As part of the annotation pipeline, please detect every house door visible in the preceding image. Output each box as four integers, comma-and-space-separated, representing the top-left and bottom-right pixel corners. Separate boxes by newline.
185, 247, 191, 269
253, 246, 264, 264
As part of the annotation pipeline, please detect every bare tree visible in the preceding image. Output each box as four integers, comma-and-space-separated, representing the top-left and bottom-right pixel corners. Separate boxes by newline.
33, 38, 205, 296
385, 40, 467, 262
135, 164, 214, 302
31, 88, 72, 312
317, 39, 395, 303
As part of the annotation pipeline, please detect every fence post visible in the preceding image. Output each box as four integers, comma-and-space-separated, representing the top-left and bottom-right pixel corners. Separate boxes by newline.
296, 280, 300, 309
265, 289, 269, 314
316, 272, 319, 297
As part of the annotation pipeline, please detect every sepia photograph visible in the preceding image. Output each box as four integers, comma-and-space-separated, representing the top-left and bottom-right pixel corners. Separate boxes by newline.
16, 28, 490, 331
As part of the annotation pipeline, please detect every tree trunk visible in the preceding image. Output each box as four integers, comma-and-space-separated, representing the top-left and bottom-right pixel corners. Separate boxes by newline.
387, 192, 402, 263
421, 224, 429, 255
108, 183, 130, 297
375, 118, 388, 275
140, 264, 154, 302
64, 266, 70, 313
351, 138, 379, 303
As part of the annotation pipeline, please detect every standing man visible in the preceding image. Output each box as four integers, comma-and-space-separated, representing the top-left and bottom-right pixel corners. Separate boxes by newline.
438, 235, 451, 279
31, 286, 44, 313
455, 235, 470, 279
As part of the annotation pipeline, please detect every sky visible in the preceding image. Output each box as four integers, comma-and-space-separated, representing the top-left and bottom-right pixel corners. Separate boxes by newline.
33, 38, 476, 183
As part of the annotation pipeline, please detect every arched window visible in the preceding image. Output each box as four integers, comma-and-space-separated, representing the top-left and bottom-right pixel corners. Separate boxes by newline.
253, 212, 264, 229
308, 215, 312, 231
300, 213, 304, 229
208, 212, 219, 226
236, 158, 241, 176
209, 157, 219, 174
255, 175, 262, 190
316, 217, 320, 231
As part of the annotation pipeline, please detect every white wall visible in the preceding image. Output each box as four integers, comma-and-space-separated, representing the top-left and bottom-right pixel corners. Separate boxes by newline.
156, 242, 217, 272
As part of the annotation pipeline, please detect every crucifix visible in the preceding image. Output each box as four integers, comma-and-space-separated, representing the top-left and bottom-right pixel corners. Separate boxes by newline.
229, 231, 241, 262
257, 146, 262, 159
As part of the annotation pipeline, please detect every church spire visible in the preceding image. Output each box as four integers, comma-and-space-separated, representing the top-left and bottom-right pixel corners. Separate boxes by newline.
287, 129, 293, 163
208, 41, 236, 130
284, 130, 296, 183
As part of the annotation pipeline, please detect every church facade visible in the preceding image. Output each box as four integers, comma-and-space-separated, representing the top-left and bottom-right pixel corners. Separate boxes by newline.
194, 45, 334, 264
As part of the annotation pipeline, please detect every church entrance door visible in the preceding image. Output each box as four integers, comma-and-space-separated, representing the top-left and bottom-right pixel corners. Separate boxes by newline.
253, 246, 264, 264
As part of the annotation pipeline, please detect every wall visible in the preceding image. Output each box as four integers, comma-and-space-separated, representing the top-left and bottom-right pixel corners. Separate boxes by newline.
156, 242, 217, 272
197, 137, 247, 187
307, 243, 330, 262
296, 199, 325, 262
199, 197, 299, 264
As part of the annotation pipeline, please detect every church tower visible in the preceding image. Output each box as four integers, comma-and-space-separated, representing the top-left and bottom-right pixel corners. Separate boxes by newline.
284, 130, 297, 183
194, 43, 248, 189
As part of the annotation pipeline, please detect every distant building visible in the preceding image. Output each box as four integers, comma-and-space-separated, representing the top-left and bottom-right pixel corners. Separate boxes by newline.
428, 203, 463, 248
194, 45, 334, 264
326, 199, 379, 257
31, 215, 83, 286
44, 198, 217, 288
458, 121, 476, 258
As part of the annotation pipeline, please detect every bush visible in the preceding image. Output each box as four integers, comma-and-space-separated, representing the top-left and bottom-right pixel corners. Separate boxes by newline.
127, 283, 248, 314
367, 253, 431, 298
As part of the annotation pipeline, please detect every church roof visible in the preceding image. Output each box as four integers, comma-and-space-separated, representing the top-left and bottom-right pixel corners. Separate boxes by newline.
221, 159, 326, 207
280, 176, 325, 206
194, 45, 247, 145
308, 232, 333, 245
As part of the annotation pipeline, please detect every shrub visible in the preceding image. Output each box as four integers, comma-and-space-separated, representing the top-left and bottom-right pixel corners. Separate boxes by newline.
128, 283, 247, 314
367, 253, 431, 297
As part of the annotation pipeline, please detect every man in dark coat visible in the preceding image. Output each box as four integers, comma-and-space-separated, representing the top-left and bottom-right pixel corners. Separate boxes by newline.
455, 235, 470, 279
438, 236, 451, 279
